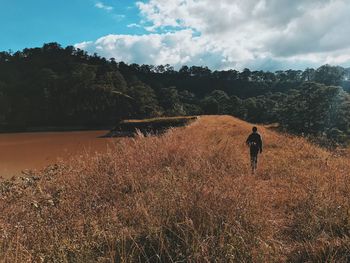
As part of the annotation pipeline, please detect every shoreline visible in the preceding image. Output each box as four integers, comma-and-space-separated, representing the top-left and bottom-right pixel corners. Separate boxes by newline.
104, 116, 198, 137
0, 125, 113, 134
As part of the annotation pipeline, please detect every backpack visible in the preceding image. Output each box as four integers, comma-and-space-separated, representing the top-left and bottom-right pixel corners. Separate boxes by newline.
249, 139, 259, 152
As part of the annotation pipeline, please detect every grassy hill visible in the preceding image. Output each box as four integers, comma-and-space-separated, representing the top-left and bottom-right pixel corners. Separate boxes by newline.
1, 116, 350, 262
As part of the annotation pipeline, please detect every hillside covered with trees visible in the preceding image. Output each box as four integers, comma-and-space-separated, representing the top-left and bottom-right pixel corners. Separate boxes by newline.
0, 43, 350, 144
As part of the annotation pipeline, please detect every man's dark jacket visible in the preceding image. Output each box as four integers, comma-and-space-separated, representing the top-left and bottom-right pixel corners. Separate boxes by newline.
246, 132, 263, 154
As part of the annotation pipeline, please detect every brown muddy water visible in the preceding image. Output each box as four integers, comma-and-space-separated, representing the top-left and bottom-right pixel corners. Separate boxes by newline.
0, 130, 116, 179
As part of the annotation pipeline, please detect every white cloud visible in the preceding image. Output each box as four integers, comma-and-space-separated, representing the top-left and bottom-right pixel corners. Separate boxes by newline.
75, 30, 228, 68
127, 23, 141, 28
80, 0, 350, 70
95, 2, 113, 12
75, 41, 93, 50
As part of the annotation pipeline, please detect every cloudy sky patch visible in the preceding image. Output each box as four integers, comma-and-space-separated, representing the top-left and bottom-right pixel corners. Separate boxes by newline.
95, 2, 114, 12
76, 0, 350, 70
1, 0, 349, 70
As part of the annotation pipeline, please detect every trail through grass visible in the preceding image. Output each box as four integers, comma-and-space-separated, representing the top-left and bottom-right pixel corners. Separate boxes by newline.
1, 116, 350, 262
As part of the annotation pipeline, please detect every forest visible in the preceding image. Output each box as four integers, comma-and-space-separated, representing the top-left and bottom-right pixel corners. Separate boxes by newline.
0, 42, 350, 144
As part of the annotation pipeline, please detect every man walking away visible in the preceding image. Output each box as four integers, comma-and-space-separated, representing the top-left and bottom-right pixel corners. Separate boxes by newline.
246, 126, 263, 174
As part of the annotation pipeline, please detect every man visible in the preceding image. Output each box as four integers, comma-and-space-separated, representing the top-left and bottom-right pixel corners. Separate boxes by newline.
246, 126, 263, 174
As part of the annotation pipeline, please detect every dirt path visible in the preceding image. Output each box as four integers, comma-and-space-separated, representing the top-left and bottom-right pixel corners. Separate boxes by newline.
201, 116, 295, 256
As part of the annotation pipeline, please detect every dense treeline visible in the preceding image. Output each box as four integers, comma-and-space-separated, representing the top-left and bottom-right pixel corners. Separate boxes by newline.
0, 43, 350, 143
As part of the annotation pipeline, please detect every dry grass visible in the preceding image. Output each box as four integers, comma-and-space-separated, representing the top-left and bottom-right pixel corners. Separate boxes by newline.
1, 115, 350, 262
121, 116, 197, 123
109, 116, 198, 137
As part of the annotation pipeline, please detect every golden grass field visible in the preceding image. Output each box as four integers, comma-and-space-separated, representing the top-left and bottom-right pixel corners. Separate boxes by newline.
1, 115, 350, 262
120, 116, 197, 123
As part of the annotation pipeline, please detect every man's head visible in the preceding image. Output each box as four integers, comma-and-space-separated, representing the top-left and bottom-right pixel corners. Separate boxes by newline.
252, 126, 258, 133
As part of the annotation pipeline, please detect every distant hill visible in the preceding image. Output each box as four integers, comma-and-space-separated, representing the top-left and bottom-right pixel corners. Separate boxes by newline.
0, 43, 349, 144
1, 115, 349, 262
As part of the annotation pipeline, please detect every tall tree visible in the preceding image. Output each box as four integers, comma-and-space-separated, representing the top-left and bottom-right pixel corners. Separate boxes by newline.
314, 65, 345, 86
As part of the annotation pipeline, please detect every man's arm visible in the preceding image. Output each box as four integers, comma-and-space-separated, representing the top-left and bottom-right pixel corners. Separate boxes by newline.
246, 134, 252, 145
259, 135, 263, 153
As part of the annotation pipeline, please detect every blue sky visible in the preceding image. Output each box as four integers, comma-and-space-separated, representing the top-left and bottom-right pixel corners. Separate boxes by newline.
0, 0, 143, 51
1, 0, 350, 70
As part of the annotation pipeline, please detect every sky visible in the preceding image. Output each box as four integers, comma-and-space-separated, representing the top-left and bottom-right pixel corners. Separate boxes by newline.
1, 0, 350, 71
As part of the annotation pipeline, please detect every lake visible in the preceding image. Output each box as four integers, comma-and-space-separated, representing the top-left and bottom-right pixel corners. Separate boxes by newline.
0, 130, 116, 179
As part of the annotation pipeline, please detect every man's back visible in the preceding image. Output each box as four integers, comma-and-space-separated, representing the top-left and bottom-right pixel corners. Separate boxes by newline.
246, 132, 263, 153
246, 127, 263, 174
